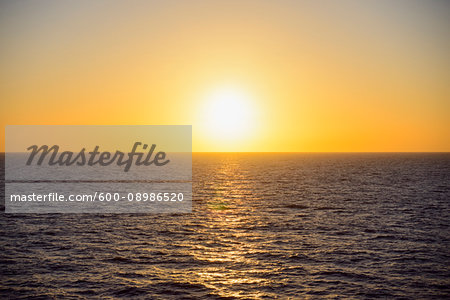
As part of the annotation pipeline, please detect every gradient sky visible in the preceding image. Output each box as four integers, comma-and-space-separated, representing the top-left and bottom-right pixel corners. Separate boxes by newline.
1, 0, 449, 152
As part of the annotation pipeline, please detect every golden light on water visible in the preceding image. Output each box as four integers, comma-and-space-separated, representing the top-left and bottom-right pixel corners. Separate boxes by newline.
1, 1, 450, 299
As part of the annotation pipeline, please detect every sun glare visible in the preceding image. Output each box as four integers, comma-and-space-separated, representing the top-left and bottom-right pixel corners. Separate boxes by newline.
202, 86, 255, 141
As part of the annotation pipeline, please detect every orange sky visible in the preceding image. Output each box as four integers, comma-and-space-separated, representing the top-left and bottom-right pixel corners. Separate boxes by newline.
1, 0, 449, 152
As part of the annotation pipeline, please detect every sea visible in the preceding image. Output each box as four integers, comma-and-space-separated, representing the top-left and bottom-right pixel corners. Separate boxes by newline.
1, 153, 449, 299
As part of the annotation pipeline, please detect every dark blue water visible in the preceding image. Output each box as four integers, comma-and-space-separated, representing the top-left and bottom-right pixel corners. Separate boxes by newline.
1, 153, 449, 298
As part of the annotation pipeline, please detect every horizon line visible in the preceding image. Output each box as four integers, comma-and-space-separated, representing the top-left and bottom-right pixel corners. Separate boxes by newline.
1, 151, 449, 154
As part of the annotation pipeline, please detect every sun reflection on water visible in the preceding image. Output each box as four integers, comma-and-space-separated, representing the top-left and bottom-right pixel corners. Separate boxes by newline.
190, 156, 276, 298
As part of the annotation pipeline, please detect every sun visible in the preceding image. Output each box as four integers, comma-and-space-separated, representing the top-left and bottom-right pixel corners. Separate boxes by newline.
202, 86, 255, 141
